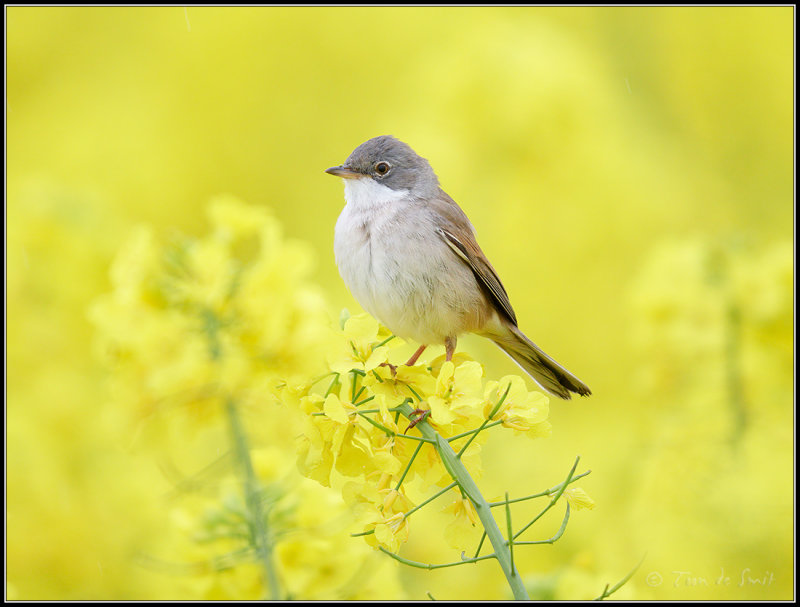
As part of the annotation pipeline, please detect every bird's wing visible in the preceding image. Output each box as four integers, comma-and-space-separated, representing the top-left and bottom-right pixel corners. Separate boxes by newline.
432, 189, 518, 327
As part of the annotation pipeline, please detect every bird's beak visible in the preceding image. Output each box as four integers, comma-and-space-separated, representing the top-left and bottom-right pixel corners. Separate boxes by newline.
325, 165, 362, 179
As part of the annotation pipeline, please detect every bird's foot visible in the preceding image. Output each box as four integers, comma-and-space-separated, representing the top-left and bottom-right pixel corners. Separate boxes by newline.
405, 408, 431, 432
379, 361, 398, 377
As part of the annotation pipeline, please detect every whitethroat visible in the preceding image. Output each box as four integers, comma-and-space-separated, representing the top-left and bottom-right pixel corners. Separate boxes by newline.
326, 136, 590, 399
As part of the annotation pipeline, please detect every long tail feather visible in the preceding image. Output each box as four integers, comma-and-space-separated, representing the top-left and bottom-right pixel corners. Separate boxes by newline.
492, 325, 591, 400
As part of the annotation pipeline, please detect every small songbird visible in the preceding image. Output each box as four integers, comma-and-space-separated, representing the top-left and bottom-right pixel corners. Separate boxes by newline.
326, 136, 591, 399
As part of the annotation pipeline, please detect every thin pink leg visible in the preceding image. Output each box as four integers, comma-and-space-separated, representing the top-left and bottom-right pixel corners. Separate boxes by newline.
445, 336, 457, 362
405, 344, 427, 366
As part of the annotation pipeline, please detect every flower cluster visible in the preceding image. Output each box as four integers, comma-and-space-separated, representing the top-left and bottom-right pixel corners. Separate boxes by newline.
287, 313, 559, 554
90, 195, 332, 426
89, 197, 402, 600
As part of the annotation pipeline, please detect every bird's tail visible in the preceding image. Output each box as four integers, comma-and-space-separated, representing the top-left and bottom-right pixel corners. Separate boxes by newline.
491, 325, 591, 400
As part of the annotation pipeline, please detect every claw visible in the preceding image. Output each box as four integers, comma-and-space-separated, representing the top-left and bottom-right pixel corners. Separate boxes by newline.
379, 361, 398, 377
405, 408, 430, 432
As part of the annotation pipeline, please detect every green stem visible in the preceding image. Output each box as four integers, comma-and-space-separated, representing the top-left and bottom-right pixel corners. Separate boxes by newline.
513, 457, 579, 540
353, 393, 373, 406
594, 554, 646, 600
505, 492, 515, 576
402, 481, 458, 519
447, 420, 505, 444
514, 504, 570, 545
355, 412, 435, 443
724, 299, 747, 445
473, 531, 487, 558
351, 481, 458, 538
395, 442, 425, 490
225, 399, 280, 600
374, 334, 397, 348
324, 373, 340, 397
488, 469, 591, 507
397, 402, 529, 600
379, 547, 497, 569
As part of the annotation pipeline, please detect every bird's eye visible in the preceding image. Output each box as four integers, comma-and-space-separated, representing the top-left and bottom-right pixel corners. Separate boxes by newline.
374, 161, 391, 176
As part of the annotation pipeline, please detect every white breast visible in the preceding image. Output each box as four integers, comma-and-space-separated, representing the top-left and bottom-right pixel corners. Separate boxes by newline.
333, 177, 482, 345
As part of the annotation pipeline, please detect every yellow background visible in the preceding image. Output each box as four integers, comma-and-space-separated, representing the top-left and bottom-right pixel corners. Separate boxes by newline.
7, 6, 794, 600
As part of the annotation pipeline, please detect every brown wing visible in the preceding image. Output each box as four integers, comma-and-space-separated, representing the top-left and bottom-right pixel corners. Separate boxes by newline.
431, 189, 518, 327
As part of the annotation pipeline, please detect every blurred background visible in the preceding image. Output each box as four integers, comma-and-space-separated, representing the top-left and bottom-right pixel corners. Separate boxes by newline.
6, 6, 793, 600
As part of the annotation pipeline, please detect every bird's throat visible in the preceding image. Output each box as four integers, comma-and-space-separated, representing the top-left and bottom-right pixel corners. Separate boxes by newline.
343, 177, 410, 211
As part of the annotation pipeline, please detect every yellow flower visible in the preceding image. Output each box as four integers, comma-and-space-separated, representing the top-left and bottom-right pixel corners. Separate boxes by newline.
271, 377, 312, 409
370, 442, 404, 478
564, 487, 596, 511
373, 393, 401, 435
365, 363, 436, 404
323, 392, 356, 424
342, 477, 383, 516
484, 375, 550, 434
442, 495, 481, 551
332, 423, 374, 477
428, 351, 475, 376
367, 512, 410, 553
344, 474, 414, 526
327, 314, 392, 374
297, 390, 377, 480
296, 416, 335, 487
427, 360, 484, 431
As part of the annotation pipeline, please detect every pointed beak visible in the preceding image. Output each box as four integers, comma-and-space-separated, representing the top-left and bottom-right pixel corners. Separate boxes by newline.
325, 165, 362, 179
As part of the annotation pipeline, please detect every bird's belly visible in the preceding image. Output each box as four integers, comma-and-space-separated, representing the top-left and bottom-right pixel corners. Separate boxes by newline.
335, 209, 485, 345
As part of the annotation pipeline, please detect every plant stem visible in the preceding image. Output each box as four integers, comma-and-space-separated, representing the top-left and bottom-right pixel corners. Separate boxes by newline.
594, 554, 646, 600
225, 399, 281, 600
513, 457, 579, 540
397, 402, 529, 600
487, 469, 591, 507
379, 546, 498, 569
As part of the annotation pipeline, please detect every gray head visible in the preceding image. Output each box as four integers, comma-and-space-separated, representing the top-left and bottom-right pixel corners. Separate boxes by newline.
325, 136, 439, 196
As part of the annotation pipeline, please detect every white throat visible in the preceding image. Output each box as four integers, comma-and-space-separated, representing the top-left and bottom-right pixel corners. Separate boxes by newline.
343, 177, 410, 211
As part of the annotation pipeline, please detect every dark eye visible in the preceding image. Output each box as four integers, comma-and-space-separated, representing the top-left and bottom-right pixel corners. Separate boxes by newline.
374, 161, 391, 176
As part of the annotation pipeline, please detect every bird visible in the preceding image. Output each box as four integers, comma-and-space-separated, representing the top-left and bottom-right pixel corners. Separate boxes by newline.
325, 136, 590, 399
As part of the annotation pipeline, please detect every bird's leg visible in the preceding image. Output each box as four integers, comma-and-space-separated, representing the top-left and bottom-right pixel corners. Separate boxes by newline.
404, 337, 456, 431
403, 344, 432, 431
405, 344, 427, 367
445, 336, 457, 362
